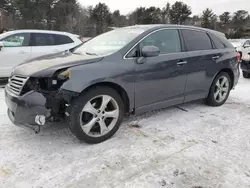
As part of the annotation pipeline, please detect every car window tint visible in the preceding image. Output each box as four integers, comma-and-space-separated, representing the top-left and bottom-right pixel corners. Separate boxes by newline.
209, 34, 226, 49
182, 30, 212, 51
53, 34, 74, 45
33, 33, 55, 46
1, 33, 30, 47
140, 29, 181, 54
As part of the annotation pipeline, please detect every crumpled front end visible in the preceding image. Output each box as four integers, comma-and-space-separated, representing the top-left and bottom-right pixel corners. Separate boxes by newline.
4, 74, 78, 131
5, 88, 50, 129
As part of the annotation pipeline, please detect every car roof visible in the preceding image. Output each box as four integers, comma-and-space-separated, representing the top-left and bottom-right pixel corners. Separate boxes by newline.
2, 29, 78, 37
124, 24, 225, 37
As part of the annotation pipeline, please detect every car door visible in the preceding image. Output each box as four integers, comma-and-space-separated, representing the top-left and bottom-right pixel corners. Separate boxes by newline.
30, 33, 58, 58
0, 33, 31, 77
180, 29, 220, 102
133, 29, 188, 113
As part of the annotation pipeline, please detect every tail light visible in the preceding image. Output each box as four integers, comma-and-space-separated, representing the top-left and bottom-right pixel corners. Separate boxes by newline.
236, 52, 241, 63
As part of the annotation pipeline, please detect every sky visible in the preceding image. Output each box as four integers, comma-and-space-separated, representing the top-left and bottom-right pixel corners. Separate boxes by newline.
79, 0, 250, 16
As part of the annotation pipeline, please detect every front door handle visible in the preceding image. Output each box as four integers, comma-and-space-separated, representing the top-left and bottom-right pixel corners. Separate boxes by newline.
212, 55, 220, 60
177, 61, 187, 66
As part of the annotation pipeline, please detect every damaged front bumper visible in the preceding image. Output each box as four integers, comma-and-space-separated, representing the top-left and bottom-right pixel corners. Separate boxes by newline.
5, 86, 78, 131
5, 87, 51, 129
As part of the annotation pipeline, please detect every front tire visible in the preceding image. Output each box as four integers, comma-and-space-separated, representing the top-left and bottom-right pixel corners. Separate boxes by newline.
242, 71, 250, 78
206, 72, 231, 107
69, 86, 124, 144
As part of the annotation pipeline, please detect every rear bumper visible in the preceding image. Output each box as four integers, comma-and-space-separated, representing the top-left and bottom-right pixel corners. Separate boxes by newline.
5, 87, 50, 128
241, 60, 250, 73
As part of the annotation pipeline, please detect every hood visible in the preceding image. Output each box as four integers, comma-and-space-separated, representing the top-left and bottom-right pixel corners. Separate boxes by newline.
12, 51, 103, 77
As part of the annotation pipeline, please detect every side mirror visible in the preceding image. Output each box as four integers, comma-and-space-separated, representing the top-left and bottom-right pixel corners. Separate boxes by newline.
0, 41, 3, 51
244, 44, 250, 48
141, 45, 160, 57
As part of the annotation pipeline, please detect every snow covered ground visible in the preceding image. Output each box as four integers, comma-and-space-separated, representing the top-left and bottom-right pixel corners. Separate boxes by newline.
1, 76, 250, 188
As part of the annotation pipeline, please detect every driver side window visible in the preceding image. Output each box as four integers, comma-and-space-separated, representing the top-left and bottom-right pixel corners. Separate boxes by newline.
126, 29, 181, 58
140, 29, 181, 54
1, 33, 30, 47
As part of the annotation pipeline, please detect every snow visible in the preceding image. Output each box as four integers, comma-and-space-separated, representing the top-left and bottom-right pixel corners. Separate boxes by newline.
1, 76, 250, 188
229, 39, 244, 48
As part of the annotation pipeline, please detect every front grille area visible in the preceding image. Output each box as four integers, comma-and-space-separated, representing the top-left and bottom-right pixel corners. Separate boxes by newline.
8, 75, 29, 96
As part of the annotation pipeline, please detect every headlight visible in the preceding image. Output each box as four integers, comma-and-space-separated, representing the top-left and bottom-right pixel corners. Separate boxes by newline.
57, 70, 71, 80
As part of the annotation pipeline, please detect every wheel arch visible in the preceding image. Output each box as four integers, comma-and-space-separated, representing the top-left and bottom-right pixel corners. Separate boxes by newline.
80, 82, 131, 114
211, 68, 235, 90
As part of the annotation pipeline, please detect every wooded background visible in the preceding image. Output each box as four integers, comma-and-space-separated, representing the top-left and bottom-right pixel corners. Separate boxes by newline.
1, 0, 250, 38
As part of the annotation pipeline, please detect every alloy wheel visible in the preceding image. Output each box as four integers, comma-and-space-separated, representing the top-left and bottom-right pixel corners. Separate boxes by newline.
80, 95, 119, 137
214, 76, 230, 103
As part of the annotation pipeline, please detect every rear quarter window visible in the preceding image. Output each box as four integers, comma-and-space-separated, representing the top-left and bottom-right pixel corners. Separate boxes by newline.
182, 29, 212, 51
215, 33, 234, 49
53, 34, 74, 45
208, 33, 229, 49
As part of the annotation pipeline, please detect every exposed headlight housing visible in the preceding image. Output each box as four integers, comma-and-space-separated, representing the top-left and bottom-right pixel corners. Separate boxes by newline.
57, 70, 71, 80
51, 69, 71, 86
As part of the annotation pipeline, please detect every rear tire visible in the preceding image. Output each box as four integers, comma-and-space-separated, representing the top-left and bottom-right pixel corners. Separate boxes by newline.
69, 86, 124, 144
242, 71, 250, 78
206, 72, 231, 107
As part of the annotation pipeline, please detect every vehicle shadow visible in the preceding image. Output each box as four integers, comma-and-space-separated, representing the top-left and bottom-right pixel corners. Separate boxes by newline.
125, 100, 206, 120
36, 99, 206, 142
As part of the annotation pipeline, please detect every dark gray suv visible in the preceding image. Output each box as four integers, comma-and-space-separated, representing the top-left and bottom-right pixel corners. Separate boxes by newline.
5, 25, 240, 143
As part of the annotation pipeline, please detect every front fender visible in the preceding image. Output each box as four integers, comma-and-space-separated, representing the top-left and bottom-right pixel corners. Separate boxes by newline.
60, 61, 135, 111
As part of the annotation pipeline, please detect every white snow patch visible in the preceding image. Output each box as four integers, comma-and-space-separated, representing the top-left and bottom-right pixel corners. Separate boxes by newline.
0, 76, 250, 188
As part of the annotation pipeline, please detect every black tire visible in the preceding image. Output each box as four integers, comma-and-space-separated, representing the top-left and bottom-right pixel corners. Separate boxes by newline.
242, 71, 250, 78
206, 72, 232, 107
69, 86, 124, 144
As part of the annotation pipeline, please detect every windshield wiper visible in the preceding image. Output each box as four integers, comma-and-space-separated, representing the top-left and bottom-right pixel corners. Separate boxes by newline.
72, 51, 98, 56
85, 52, 98, 56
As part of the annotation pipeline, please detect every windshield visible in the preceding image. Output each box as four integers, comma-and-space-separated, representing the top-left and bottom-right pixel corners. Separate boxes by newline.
73, 28, 145, 56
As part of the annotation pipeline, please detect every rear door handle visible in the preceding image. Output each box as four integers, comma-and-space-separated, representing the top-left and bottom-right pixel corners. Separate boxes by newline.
212, 55, 220, 60
177, 61, 187, 66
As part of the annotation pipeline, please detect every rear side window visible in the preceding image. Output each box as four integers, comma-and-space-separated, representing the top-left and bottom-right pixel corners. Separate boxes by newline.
182, 29, 212, 51
208, 34, 226, 49
32, 33, 55, 46
53, 34, 74, 45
